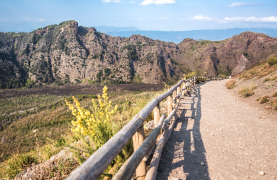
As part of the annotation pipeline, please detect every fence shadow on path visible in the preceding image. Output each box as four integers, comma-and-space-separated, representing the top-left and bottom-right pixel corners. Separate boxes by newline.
156, 83, 210, 180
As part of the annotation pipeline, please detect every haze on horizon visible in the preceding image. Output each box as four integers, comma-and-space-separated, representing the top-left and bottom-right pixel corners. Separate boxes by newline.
0, 0, 277, 32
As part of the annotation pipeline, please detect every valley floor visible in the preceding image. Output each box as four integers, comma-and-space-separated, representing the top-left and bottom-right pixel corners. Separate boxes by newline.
0, 83, 164, 99
157, 79, 277, 180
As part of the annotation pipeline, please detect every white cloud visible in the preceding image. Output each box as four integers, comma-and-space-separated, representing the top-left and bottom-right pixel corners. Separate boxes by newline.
217, 20, 228, 23
141, 0, 175, 5
228, 2, 257, 7
37, 18, 44, 22
0, 18, 6, 21
225, 16, 277, 22
188, 15, 213, 21
130, 1, 136, 4
102, 0, 121, 3
161, 17, 170, 20
138, 18, 144, 20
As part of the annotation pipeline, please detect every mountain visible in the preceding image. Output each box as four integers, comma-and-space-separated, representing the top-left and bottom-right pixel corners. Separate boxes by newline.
1, 20, 277, 89
104, 28, 277, 44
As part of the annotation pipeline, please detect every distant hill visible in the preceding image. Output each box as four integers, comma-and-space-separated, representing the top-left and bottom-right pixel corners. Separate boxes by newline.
1, 20, 277, 89
103, 28, 277, 44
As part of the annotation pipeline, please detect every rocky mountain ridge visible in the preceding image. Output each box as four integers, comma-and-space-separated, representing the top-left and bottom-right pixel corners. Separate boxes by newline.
1, 20, 277, 89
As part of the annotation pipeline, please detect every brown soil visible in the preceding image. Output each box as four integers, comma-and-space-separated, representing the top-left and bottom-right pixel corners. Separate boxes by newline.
157, 79, 277, 180
0, 83, 164, 99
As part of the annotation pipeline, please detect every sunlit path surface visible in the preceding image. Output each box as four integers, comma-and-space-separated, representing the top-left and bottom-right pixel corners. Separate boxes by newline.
156, 80, 277, 180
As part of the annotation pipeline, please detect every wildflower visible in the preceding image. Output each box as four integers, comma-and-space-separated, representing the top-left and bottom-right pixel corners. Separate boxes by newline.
65, 86, 118, 149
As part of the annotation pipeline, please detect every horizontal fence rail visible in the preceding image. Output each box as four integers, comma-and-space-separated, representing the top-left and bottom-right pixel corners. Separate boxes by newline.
66, 75, 227, 180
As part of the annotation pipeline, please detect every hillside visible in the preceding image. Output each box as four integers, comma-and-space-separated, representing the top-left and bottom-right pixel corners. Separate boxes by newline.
1, 20, 277, 89
226, 56, 277, 111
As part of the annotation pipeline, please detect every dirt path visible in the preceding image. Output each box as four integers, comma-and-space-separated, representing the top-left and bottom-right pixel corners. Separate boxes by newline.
157, 79, 277, 180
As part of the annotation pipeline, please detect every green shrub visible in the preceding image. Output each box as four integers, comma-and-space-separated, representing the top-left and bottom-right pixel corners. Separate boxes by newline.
6, 154, 37, 178
184, 72, 196, 79
263, 78, 271, 83
268, 57, 277, 66
238, 85, 256, 97
259, 96, 269, 104
225, 80, 236, 89
56, 137, 66, 147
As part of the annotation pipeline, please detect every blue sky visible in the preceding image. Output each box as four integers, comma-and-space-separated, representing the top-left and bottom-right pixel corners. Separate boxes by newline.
0, 0, 277, 32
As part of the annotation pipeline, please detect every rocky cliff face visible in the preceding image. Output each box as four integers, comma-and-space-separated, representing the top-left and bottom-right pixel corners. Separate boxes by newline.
177, 32, 277, 76
1, 20, 277, 89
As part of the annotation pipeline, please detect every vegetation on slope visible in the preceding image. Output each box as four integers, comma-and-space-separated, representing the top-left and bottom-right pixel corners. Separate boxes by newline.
0, 87, 165, 179
228, 55, 277, 110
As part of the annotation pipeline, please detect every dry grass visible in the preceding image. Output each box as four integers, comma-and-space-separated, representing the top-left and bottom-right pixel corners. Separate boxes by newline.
0, 89, 164, 179
238, 56, 277, 80
238, 85, 257, 97
263, 78, 271, 83
273, 92, 277, 97
270, 98, 277, 110
225, 80, 236, 89
259, 96, 270, 104
0, 107, 73, 162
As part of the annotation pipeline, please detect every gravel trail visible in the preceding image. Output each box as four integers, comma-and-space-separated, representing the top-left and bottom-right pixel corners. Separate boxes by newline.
157, 79, 277, 180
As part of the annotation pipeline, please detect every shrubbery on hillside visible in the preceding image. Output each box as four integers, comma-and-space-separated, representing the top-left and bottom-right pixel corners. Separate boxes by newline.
238, 85, 256, 97
268, 57, 277, 66
225, 80, 236, 89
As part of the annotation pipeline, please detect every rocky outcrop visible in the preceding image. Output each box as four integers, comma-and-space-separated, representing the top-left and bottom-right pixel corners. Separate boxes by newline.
232, 54, 249, 75
1, 21, 277, 89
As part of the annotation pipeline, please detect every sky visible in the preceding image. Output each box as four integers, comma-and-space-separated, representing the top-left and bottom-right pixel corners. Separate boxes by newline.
0, 0, 277, 32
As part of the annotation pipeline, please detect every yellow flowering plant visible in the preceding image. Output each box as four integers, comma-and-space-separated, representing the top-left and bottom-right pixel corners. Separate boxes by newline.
65, 86, 133, 178
65, 86, 118, 150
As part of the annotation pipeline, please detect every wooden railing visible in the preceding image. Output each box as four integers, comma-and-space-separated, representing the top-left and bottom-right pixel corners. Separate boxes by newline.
66, 75, 227, 180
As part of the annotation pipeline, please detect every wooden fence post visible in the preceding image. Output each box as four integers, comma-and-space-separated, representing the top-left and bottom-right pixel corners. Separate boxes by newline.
177, 86, 181, 103
167, 94, 173, 115
132, 125, 146, 180
153, 104, 160, 127
182, 82, 186, 95
173, 90, 176, 103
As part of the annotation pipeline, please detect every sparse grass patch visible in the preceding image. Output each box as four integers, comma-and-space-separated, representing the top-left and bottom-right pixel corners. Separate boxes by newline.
272, 75, 277, 81
6, 154, 37, 179
132, 74, 142, 84
238, 57, 277, 80
184, 72, 196, 79
259, 96, 269, 104
270, 98, 277, 110
263, 77, 271, 83
238, 85, 256, 97
226, 80, 236, 89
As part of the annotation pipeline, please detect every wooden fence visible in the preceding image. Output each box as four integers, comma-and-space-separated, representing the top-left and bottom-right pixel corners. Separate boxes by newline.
66, 75, 227, 180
